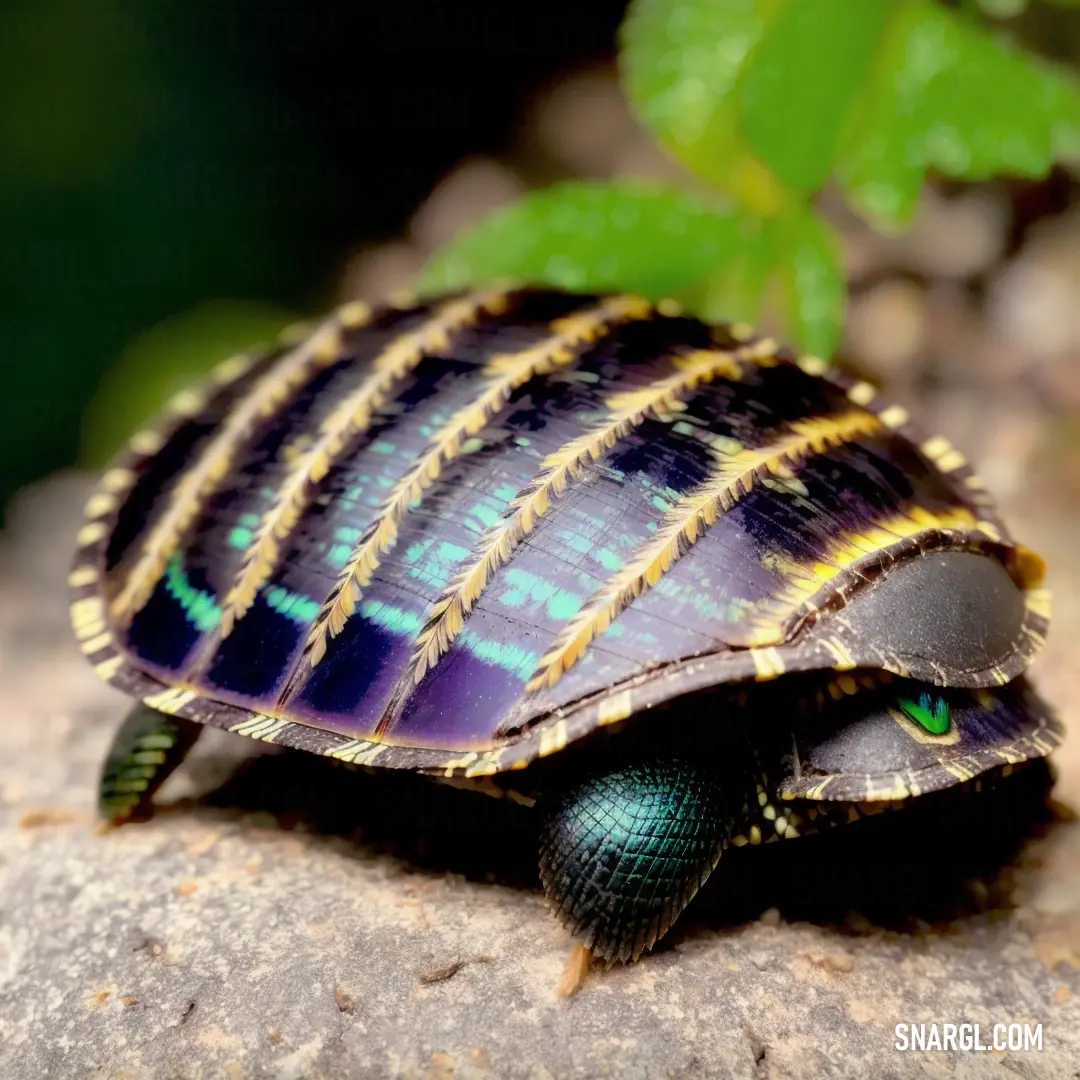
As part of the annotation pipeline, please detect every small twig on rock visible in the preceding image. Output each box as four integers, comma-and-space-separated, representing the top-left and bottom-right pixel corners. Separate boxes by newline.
555, 943, 591, 999
419, 955, 491, 984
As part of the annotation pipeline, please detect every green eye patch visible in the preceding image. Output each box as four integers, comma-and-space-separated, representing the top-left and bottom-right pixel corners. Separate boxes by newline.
898, 692, 951, 735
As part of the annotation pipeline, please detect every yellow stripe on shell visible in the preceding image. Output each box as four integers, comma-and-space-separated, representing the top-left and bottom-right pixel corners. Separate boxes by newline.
302, 294, 651, 677
538, 720, 569, 758
846, 381, 877, 407
109, 299, 378, 628
820, 637, 857, 670
100, 468, 137, 494
143, 687, 199, 716
525, 409, 884, 693
200, 290, 509, 664
598, 688, 634, 726
751, 647, 786, 681
129, 430, 165, 456
326, 740, 387, 766
735, 505, 981, 649
76, 522, 109, 547
94, 655, 125, 681
68, 566, 100, 589
80, 631, 113, 655
403, 341, 766, 687
796, 354, 828, 377
228, 715, 291, 742
71, 597, 107, 641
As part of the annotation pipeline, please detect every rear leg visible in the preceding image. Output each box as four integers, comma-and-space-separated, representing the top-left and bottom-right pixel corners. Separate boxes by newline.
538, 758, 746, 968
99, 704, 202, 824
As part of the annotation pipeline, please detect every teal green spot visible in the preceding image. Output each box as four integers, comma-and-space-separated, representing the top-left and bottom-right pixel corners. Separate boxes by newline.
371, 440, 396, 455
499, 567, 557, 607
438, 541, 470, 564
599, 620, 625, 638
497, 568, 583, 621
651, 495, 671, 512
564, 533, 593, 555
238, 513, 261, 527
419, 425, 434, 437
547, 592, 582, 620
672, 421, 696, 436
327, 544, 352, 569
513, 436, 531, 447
403, 541, 429, 565
726, 597, 752, 623
654, 576, 723, 621
459, 629, 539, 680
377, 476, 395, 489
164, 556, 221, 633
360, 600, 422, 636
596, 548, 622, 571
898, 693, 951, 735
400, 537, 464, 590
264, 586, 321, 625
470, 502, 502, 529
494, 483, 519, 501
335, 526, 362, 544
226, 527, 253, 550
259, 486, 276, 499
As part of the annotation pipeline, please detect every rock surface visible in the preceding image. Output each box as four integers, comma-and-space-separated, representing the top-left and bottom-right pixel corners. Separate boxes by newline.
1, 478, 1078, 1080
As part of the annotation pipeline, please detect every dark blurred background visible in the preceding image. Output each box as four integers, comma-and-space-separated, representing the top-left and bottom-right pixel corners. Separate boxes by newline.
5, 0, 1080, 525
0, 0, 627, 519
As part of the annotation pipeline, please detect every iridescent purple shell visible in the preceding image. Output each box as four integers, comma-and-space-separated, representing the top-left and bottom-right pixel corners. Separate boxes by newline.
70, 289, 1051, 777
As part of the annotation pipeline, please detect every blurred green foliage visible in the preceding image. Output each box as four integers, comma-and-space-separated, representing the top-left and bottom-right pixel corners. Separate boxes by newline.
4, 0, 1080, 519
422, 0, 1080, 356
0, 0, 327, 515
80, 301, 295, 467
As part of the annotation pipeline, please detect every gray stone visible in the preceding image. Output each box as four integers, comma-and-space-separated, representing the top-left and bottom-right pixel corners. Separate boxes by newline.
1, 477, 1078, 1079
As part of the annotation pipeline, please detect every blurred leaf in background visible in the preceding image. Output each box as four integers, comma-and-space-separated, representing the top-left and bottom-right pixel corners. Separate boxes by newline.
0, 0, 319, 515
1, 0, 629, 519
79, 301, 296, 466
426, 0, 1080, 358
419, 180, 747, 297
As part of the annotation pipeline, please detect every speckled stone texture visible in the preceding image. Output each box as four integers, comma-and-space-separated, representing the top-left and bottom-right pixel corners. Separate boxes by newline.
1, 476, 1078, 1079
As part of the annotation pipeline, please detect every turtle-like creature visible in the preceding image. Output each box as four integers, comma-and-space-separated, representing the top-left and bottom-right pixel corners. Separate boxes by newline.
71, 289, 1061, 964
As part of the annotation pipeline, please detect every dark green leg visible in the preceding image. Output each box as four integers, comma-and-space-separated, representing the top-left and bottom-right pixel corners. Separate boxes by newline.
99, 704, 202, 824
538, 758, 742, 964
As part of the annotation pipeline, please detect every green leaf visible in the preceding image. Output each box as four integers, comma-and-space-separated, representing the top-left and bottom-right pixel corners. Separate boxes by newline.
976, 0, 1027, 16
836, 0, 1080, 228
688, 216, 777, 328
778, 207, 846, 357
419, 180, 845, 357
695, 207, 844, 356
621, 0, 1080, 230
619, 0, 781, 205
416, 181, 748, 299
737, 0, 895, 193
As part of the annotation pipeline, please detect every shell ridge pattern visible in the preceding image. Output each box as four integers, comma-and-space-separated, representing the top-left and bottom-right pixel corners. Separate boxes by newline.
82, 289, 1051, 763
108, 302, 375, 627
401, 340, 782, 691
735, 504, 984, 649
183, 290, 511, 676
524, 410, 887, 693
281, 293, 653, 698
